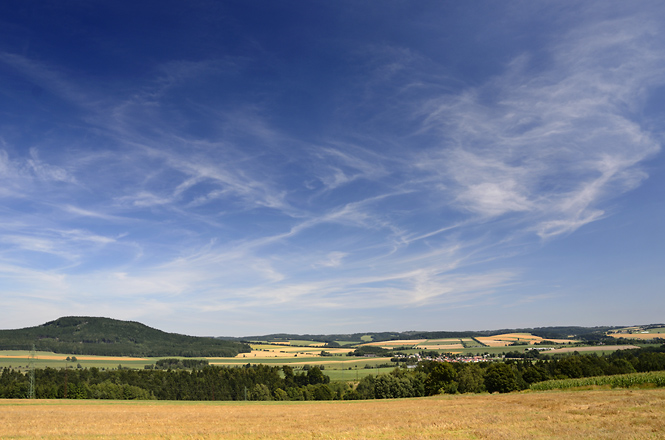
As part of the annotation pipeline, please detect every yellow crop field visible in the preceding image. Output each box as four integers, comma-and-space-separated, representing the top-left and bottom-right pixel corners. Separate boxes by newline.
0, 353, 148, 361
477, 333, 542, 346
2, 389, 664, 439
476, 333, 578, 347
361, 339, 426, 347
234, 345, 352, 359
475, 337, 514, 347
423, 338, 463, 343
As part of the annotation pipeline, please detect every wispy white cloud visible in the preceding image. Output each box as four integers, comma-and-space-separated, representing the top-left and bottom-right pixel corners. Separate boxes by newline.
0, 226, 118, 264
26, 148, 77, 184
123, 144, 293, 214
313, 251, 347, 268
62, 205, 132, 223
0, 51, 99, 109
309, 144, 389, 192
416, 15, 663, 239
1, 235, 75, 259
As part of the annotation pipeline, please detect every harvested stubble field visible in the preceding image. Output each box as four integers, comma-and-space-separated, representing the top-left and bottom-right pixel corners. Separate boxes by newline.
2, 389, 664, 439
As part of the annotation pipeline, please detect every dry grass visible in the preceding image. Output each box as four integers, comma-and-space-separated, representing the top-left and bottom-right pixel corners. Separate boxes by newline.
2, 389, 665, 439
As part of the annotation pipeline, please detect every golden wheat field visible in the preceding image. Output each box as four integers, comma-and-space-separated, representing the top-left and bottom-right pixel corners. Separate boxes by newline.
1, 389, 664, 439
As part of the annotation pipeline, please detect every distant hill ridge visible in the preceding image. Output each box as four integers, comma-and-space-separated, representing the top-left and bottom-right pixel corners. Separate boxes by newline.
238, 326, 625, 344
0, 316, 250, 358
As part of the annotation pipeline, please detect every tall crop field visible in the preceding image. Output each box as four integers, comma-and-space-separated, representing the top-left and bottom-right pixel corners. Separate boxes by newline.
530, 370, 665, 391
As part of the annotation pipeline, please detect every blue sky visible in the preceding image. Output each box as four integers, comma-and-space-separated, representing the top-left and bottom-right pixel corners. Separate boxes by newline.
1, 1, 664, 336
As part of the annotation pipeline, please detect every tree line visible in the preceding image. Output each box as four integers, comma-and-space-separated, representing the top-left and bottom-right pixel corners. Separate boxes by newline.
0, 364, 332, 401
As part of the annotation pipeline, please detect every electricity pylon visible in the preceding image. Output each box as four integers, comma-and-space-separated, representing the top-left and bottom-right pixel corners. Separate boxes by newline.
28, 344, 36, 399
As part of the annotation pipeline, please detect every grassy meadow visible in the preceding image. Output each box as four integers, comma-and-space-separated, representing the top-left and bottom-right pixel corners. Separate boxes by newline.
1, 388, 664, 439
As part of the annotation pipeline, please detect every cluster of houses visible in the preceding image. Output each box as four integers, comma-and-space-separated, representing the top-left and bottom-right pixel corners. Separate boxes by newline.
392, 352, 491, 366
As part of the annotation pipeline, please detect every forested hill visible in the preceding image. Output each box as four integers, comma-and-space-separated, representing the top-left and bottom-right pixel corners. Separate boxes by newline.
0, 316, 250, 357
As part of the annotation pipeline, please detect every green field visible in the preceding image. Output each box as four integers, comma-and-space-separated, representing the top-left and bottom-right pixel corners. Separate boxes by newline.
333, 340, 363, 346
609, 325, 665, 336
645, 327, 665, 334
460, 338, 485, 348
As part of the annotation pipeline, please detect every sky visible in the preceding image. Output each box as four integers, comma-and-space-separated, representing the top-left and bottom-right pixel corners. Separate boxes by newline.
0, 1, 664, 336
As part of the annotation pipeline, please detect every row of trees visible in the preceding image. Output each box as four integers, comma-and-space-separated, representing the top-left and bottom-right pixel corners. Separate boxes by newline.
152, 358, 210, 369
0, 364, 331, 400
348, 346, 391, 357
